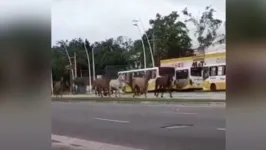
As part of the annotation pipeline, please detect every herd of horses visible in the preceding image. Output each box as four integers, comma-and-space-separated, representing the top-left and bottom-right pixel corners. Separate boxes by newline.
53, 73, 174, 98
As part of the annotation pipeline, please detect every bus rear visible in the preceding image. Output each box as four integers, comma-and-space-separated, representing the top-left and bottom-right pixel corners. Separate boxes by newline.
190, 67, 203, 90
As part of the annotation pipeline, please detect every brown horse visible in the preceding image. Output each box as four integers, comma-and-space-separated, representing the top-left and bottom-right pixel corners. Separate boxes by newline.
154, 75, 173, 98
92, 77, 111, 97
53, 77, 64, 98
128, 73, 150, 98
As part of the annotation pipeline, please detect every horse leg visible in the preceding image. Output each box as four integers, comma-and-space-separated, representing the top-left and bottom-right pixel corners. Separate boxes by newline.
60, 89, 63, 98
100, 88, 103, 97
132, 86, 137, 98
155, 85, 159, 97
154, 81, 158, 97
161, 86, 164, 98
108, 88, 111, 97
115, 89, 117, 97
144, 90, 147, 98
168, 86, 173, 98
117, 87, 121, 97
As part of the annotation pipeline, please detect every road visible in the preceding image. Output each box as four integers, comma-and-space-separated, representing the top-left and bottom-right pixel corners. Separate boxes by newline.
52, 102, 225, 150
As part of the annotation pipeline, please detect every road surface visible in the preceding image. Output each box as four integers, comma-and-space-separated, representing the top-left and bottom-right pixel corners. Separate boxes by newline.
52, 102, 225, 150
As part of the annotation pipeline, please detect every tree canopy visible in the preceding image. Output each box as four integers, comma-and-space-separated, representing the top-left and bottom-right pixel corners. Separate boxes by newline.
52, 7, 224, 82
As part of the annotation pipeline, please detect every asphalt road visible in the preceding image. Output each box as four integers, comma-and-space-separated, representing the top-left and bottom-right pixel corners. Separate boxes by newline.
52, 102, 225, 150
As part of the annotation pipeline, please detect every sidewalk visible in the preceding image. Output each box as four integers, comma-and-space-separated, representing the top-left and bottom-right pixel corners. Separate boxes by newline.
51, 92, 226, 100
52, 143, 87, 150
52, 134, 144, 150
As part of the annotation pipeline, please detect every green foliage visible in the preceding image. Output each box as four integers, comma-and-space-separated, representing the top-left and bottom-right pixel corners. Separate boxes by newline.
182, 6, 223, 49
52, 6, 224, 82
148, 11, 192, 59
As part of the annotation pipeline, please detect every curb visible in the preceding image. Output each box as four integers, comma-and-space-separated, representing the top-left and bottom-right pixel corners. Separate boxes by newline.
51, 97, 225, 103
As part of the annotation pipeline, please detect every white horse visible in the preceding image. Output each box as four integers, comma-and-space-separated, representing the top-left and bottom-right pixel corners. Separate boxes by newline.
109, 76, 126, 97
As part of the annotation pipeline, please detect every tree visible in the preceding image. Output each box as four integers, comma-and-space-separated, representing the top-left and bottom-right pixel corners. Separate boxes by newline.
148, 11, 192, 62
182, 6, 223, 50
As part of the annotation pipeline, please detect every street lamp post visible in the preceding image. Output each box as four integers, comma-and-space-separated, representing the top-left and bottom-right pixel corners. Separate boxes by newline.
133, 19, 155, 67
92, 47, 96, 80
61, 42, 75, 80
51, 70, 53, 95
83, 40, 92, 94
133, 23, 146, 68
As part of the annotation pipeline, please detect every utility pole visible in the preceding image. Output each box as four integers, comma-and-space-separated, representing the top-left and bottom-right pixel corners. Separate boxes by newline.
51, 71, 53, 95
74, 52, 77, 78
152, 32, 157, 66
92, 47, 96, 80
61, 42, 75, 94
137, 18, 155, 67
83, 40, 92, 94
133, 23, 146, 68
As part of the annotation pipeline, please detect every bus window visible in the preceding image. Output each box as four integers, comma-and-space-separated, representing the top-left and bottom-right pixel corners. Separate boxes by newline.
176, 69, 189, 79
210, 66, 218, 76
159, 67, 175, 76
190, 67, 202, 76
139, 71, 145, 77
218, 66, 223, 76
203, 67, 209, 80
223, 65, 226, 75
125, 73, 128, 81
128, 73, 132, 81
151, 70, 156, 78
145, 70, 151, 79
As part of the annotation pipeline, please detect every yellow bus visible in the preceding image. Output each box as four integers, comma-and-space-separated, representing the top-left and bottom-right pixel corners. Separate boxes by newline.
175, 67, 203, 91
202, 50, 226, 91
160, 55, 204, 91
117, 67, 175, 93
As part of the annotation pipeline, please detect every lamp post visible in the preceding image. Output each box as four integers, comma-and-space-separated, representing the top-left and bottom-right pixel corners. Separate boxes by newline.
133, 23, 146, 68
61, 41, 75, 93
133, 19, 155, 67
83, 40, 92, 94
92, 47, 96, 80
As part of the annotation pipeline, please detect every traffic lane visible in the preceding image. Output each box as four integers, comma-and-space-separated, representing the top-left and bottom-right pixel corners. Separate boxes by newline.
52, 102, 225, 138
52, 102, 225, 150
53, 120, 225, 150
52, 102, 225, 134
52, 102, 225, 120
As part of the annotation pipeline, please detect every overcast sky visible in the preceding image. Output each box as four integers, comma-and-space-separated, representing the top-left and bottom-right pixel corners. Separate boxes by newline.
52, 0, 225, 47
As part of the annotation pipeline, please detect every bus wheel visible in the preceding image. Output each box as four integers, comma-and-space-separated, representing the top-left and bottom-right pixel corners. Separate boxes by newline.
210, 84, 217, 91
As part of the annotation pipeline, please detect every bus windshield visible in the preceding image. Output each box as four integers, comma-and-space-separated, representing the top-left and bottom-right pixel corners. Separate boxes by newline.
159, 67, 175, 76
176, 69, 189, 79
203, 67, 209, 80
190, 67, 202, 77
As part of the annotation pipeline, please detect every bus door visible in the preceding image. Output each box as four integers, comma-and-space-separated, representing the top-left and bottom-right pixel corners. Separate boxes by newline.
175, 69, 189, 88
145, 69, 157, 91
203, 67, 210, 80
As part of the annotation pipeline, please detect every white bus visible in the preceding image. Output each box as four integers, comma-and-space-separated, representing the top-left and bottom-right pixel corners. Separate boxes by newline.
117, 67, 175, 93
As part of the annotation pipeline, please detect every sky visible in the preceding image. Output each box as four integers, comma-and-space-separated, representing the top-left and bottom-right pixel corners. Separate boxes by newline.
52, 0, 225, 47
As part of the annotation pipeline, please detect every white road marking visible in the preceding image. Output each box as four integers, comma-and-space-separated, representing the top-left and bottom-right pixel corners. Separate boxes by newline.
52, 134, 144, 150
165, 125, 190, 129
216, 128, 226, 131
161, 112, 197, 115
94, 118, 130, 124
